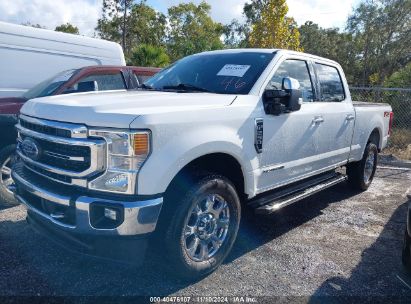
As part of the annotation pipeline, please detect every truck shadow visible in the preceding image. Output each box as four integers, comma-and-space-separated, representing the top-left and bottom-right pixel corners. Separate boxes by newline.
1, 169, 409, 297
308, 198, 411, 300
226, 181, 360, 263
0, 183, 359, 296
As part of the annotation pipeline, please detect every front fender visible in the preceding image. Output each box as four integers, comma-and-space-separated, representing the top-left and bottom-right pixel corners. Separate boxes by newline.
137, 124, 257, 196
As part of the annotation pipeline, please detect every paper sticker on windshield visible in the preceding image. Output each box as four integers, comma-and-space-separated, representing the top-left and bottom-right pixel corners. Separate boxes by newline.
217, 65, 250, 77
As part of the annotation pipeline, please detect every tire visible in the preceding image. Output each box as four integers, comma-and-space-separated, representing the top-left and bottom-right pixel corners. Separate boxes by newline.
402, 228, 411, 272
163, 174, 241, 280
0, 144, 18, 207
347, 142, 378, 191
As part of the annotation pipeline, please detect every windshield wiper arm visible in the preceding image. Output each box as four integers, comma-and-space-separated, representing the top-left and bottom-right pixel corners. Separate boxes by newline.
162, 83, 211, 93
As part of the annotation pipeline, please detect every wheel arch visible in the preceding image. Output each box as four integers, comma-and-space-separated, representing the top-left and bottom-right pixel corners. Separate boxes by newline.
368, 127, 382, 152
165, 152, 246, 200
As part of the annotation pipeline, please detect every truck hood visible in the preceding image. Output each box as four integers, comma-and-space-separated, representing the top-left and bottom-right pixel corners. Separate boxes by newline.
0, 97, 27, 114
20, 90, 237, 128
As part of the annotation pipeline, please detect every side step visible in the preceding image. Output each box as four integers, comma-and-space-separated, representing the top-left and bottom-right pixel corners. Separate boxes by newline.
248, 172, 347, 215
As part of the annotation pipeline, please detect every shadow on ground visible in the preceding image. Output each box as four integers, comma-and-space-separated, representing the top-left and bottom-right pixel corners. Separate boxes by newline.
0, 181, 361, 296
0, 168, 410, 297
307, 169, 411, 300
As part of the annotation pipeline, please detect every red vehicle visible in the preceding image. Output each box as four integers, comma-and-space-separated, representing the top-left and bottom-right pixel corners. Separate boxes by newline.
0, 65, 160, 206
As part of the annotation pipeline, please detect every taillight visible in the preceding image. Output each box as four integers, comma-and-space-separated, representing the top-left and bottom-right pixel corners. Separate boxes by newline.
388, 111, 394, 136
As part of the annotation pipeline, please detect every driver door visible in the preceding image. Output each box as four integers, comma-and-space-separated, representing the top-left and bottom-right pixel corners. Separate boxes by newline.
257, 58, 323, 193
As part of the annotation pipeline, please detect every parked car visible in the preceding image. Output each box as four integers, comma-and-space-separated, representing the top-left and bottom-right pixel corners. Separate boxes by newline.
13, 49, 393, 279
0, 65, 160, 206
0, 21, 125, 98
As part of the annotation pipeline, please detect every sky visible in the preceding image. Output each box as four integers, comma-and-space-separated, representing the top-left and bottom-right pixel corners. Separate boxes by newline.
0, 0, 361, 37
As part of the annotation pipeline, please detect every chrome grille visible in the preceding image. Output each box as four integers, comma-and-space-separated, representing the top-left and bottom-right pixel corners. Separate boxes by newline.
20, 134, 91, 172
17, 115, 106, 187
20, 119, 71, 138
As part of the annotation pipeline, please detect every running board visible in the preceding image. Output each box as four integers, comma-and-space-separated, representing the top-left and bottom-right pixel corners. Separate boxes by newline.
249, 173, 347, 215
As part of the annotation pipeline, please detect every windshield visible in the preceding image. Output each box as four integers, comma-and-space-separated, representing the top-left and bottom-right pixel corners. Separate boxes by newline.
144, 52, 275, 94
23, 69, 79, 100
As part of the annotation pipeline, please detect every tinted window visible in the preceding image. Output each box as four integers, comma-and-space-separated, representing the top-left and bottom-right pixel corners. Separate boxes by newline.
80, 73, 126, 91
267, 59, 314, 102
136, 75, 152, 84
64, 73, 126, 93
23, 69, 78, 99
145, 52, 275, 94
315, 63, 345, 102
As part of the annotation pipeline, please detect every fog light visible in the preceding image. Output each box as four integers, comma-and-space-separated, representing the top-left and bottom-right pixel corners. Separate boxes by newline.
104, 207, 118, 221
90, 203, 124, 229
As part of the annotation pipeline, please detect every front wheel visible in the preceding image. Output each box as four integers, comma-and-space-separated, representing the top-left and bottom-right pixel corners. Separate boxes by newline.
164, 174, 241, 280
347, 142, 378, 191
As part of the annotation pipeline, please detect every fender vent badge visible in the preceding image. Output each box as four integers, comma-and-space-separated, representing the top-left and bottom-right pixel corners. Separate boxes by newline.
254, 118, 263, 154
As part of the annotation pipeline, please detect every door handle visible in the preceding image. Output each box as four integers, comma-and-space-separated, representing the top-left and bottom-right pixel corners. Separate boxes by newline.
346, 114, 355, 121
312, 116, 324, 124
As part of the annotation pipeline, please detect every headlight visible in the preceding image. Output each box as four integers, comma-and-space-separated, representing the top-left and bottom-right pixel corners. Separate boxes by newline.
88, 130, 150, 194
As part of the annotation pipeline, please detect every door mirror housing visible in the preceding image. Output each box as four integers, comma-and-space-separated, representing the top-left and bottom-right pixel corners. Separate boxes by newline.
263, 77, 302, 115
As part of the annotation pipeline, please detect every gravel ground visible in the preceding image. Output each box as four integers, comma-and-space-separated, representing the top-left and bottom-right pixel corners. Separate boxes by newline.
0, 167, 410, 301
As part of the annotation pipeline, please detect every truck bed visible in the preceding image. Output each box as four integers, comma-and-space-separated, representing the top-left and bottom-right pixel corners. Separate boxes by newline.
349, 101, 392, 162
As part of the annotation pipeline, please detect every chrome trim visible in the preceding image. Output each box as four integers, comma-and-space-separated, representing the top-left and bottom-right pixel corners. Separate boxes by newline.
44, 151, 85, 162
262, 164, 285, 173
19, 114, 87, 138
16, 125, 106, 178
24, 163, 87, 187
16, 193, 75, 229
12, 169, 71, 206
13, 169, 163, 235
256, 175, 347, 214
17, 124, 103, 149
17, 149, 98, 179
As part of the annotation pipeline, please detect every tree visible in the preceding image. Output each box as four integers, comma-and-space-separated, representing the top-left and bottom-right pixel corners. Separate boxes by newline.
299, 21, 358, 83
384, 63, 411, 88
128, 44, 170, 67
55, 23, 79, 34
128, 2, 167, 48
347, 0, 411, 85
96, 0, 166, 58
167, 1, 224, 61
222, 19, 248, 48
96, 0, 134, 54
248, 0, 302, 51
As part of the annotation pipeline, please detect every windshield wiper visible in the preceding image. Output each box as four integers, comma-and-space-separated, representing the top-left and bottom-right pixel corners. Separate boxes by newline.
162, 83, 211, 93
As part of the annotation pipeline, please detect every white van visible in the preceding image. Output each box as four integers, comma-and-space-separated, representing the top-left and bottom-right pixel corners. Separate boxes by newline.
0, 21, 125, 97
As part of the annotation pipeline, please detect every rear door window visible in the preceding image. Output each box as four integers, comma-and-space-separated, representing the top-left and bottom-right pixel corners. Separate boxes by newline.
315, 63, 345, 102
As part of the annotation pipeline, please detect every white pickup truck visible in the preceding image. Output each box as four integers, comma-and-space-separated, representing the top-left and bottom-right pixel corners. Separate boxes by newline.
13, 49, 393, 279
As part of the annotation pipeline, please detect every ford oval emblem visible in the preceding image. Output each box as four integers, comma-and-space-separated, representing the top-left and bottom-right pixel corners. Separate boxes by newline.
21, 138, 40, 161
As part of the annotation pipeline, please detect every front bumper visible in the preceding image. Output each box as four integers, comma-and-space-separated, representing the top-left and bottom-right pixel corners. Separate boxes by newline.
12, 164, 163, 262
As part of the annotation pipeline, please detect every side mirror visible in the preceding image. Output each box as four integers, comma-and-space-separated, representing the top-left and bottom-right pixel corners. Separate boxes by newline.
263, 77, 302, 115
282, 77, 302, 112
77, 81, 98, 92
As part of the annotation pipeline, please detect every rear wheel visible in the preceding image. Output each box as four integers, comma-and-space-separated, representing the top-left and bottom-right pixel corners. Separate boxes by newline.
347, 142, 378, 191
0, 145, 18, 207
164, 174, 241, 280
